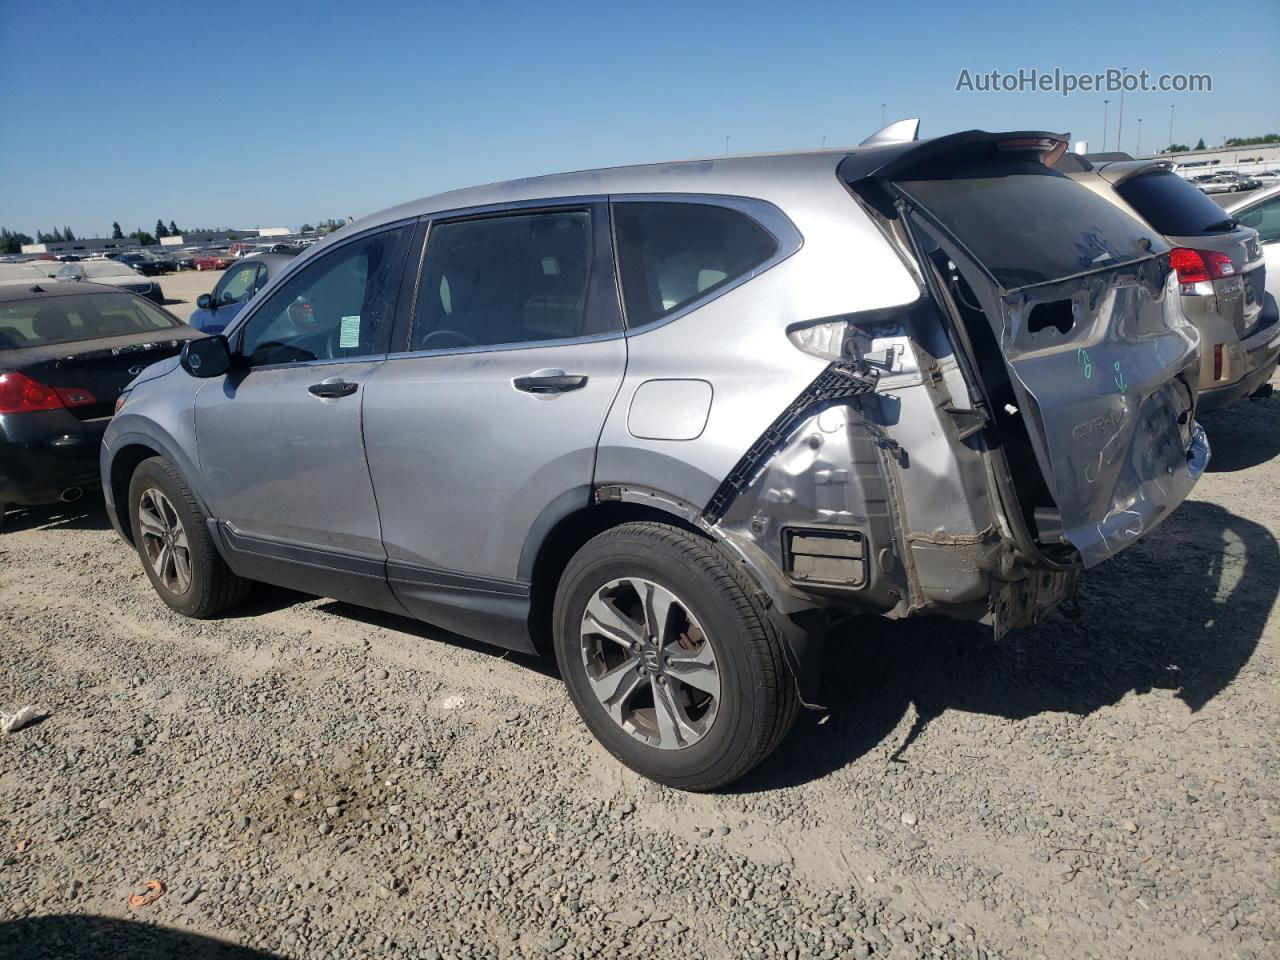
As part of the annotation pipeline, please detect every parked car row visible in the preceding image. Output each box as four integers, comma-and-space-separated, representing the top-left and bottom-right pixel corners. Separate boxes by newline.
1190, 170, 1279, 194
0, 260, 166, 304
3, 125, 1274, 790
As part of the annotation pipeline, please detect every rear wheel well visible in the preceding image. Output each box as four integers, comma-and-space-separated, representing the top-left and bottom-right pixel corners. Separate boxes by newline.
528, 501, 705, 657
108, 444, 162, 543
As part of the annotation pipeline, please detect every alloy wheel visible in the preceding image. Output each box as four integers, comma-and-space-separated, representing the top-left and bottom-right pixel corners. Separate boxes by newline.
137, 488, 191, 594
578, 577, 720, 750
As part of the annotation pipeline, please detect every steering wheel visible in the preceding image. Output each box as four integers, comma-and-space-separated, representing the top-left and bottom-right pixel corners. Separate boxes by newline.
419, 329, 478, 350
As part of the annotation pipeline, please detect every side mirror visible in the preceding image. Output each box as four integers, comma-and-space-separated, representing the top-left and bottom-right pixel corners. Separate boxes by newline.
180, 335, 232, 378
196, 293, 213, 310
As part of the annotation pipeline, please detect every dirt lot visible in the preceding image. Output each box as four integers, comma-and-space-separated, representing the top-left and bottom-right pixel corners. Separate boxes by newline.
1, 376, 1277, 960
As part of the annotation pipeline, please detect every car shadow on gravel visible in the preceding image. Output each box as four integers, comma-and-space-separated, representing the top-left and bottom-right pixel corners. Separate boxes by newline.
0, 914, 281, 960
217, 584, 559, 678
1201, 390, 1280, 472
0, 502, 111, 534
730, 498, 1278, 793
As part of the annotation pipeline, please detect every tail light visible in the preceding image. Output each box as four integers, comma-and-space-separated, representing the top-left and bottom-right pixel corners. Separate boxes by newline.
0, 372, 96, 414
1170, 248, 1236, 288
1213, 344, 1225, 381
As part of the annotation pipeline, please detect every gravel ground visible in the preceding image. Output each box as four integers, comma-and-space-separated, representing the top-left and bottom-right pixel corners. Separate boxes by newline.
1, 375, 1277, 960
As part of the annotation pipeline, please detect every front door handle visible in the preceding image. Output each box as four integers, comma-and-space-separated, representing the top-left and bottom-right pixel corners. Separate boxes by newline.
308, 377, 359, 399
513, 369, 589, 394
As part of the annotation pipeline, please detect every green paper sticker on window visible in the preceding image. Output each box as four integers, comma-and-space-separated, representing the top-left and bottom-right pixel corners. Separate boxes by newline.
339, 315, 361, 348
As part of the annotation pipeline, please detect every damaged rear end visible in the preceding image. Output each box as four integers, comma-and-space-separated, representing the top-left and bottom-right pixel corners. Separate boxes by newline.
709, 131, 1208, 660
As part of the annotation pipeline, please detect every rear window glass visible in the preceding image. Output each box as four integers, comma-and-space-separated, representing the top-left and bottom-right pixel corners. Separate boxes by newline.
1115, 171, 1238, 236
897, 162, 1165, 291
0, 293, 178, 349
613, 202, 777, 327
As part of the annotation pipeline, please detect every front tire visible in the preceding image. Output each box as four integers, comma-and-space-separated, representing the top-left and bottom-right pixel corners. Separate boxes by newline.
553, 522, 798, 791
128, 457, 250, 618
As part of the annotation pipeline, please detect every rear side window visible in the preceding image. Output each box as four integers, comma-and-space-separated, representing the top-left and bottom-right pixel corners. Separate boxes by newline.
613, 202, 777, 328
1115, 171, 1238, 236
412, 210, 600, 351
897, 162, 1166, 291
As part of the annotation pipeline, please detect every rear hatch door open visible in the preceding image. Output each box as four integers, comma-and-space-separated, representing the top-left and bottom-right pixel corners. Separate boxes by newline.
842, 132, 1209, 567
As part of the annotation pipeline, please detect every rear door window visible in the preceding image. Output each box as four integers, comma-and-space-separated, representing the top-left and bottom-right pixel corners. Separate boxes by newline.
1114, 171, 1239, 236
612, 202, 777, 328
896, 162, 1166, 291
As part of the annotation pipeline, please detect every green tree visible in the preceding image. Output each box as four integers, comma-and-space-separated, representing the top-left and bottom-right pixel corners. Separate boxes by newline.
168, 220, 179, 236
1162, 143, 1190, 154
128, 228, 157, 246
299, 223, 314, 233
1223, 133, 1280, 147
63, 226, 76, 241
111, 221, 124, 239
0, 227, 35, 255
1194, 137, 1206, 151
155, 219, 170, 239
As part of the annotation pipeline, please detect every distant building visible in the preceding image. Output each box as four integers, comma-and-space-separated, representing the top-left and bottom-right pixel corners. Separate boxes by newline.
21, 227, 295, 255
159, 228, 290, 247
1148, 143, 1280, 175
19, 237, 140, 255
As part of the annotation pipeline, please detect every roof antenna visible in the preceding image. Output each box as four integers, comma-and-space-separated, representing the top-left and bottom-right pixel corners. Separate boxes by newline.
860, 118, 920, 147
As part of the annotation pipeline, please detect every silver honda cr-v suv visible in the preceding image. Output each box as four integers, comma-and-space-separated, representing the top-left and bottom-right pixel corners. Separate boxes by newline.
102, 128, 1209, 790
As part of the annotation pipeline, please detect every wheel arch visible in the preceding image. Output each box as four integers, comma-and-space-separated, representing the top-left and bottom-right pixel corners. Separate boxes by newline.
104, 424, 209, 545
107, 442, 164, 545
523, 490, 706, 657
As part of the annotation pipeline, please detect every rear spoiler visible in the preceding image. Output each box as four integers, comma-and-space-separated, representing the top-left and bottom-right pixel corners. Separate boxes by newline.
839, 129, 1070, 217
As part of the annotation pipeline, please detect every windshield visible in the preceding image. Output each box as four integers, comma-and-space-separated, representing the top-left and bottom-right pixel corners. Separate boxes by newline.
0, 293, 179, 349
897, 161, 1166, 291
1116, 171, 1239, 236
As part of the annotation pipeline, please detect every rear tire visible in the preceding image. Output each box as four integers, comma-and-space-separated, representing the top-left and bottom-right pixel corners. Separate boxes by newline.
127, 456, 250, 618
553, 521, 798, 791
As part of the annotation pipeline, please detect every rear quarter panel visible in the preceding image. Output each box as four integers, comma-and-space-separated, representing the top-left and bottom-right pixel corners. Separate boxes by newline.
596, 170, 919, 508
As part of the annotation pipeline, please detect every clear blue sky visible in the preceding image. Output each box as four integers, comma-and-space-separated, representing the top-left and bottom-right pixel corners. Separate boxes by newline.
2, 0, 1276, 239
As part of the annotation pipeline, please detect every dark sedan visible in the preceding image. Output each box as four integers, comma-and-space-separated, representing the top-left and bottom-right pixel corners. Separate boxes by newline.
114, 252, 163, 276
0, 283, 200, 519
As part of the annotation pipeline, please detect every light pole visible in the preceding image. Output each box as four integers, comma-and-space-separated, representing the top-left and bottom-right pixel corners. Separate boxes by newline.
881, 103, 886, 126
724, 135, 730, 157
1168, 104, 1175, 152
1116, 66, 1127, 154
1136, 118, 1143, 156
1102, 99, 1110, 152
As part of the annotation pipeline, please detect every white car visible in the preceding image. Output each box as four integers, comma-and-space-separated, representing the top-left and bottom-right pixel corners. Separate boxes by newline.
1226, 185, 1280, 310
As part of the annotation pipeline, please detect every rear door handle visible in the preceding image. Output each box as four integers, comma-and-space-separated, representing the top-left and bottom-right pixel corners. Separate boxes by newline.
513, 369, 589, 394
308, 377, 359, 399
